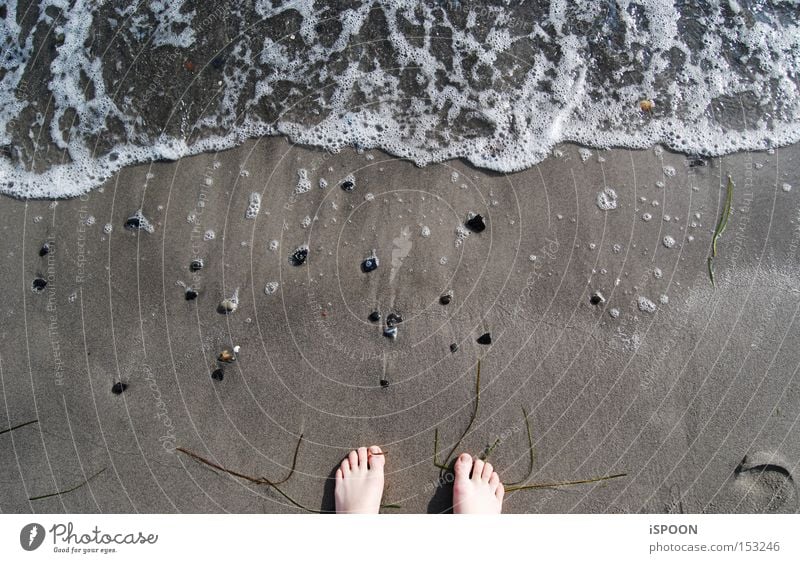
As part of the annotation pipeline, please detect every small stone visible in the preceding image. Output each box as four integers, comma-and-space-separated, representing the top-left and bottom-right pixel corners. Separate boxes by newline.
440, 292, 452, 305
450, 343, 459, 353
465, 214, 486, 233
340, 180, 355, 192
386, 313, 403, 326
31, 278, 47, 293
211, 368, 224, 381
233, 345, 241, 354
219, 298, 237, 313
190, 258, 204, 271
380, 379, 390, 388
383, 326, 398, 339
218, 349, 235, 362
368, 311, 381, 323
111, 382, 128, 395
477, 333, 492, 345
589, 291, 605, 305
289, 245, 308, 266
362, 252, 379, 272
185, 288, 198, 300
39, 242, 51, 256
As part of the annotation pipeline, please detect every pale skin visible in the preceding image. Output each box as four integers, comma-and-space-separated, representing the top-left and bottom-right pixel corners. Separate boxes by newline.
334, 446, 504, 514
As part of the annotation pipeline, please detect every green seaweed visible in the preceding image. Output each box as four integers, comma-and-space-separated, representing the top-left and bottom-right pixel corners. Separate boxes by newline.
707, 175, 734, 286
432, 366, 626, 495
29, 467, 107, 501
0, 419, 38, 435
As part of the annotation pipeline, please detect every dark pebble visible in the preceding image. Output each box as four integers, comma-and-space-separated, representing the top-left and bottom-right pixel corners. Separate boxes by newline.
386, 313, 403, 326
477, 332, 492, 345
466, 214, 486, 233
440, 293, 452, 305
39, 242, 51, 256
368, 311, 381, 323
450, 343, 459, 353
380, 379, 389, 388
31, 278, 47, 293
190, 258, 204, 271
589, 291, 605, 305
362, 257, 378, 272
211, 368, 224, 381
687, 156, 707, 167
289, 246, 308, 266
124, 216, 141, 230
383, 326, 398, 339
340, 180, 355, 192
185, 288, 198, 300
111, 382, 128, 395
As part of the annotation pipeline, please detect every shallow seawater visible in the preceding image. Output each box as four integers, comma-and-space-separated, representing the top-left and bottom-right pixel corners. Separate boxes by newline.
1, 0, 799, 198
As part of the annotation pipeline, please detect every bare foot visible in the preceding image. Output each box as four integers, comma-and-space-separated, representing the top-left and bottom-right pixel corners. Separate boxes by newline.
452, 453, 504, 514
334, 446, 385, 514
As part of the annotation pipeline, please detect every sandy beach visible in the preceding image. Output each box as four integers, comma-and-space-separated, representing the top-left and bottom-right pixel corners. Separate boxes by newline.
0, 138, 797, 513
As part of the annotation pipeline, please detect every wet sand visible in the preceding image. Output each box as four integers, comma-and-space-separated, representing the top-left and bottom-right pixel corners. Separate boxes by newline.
0, 138, 798, 513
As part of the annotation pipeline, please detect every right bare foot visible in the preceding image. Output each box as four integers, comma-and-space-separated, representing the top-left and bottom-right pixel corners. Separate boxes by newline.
452, 453, 504, 514
334, 446, 385, 514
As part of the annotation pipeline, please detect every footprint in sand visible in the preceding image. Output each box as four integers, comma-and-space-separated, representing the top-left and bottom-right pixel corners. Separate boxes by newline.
730, 451, 797, 513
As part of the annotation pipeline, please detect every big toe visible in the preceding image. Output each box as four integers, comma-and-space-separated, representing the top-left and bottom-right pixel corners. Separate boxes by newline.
367, 446, 385, 471
454, 453, 473, 483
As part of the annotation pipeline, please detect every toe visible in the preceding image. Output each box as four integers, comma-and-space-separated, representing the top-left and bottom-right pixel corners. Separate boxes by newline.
454, 453, 472, 483
336, 468, 344, 481
367, 445, 385, 471
495, 482, 505, 502
357, 446, 369, 468
489, 472, 500, 490
348, 449, 359, 471
481, 462, 494, 481
340, 456, 352, 474
471, 458, 485, 481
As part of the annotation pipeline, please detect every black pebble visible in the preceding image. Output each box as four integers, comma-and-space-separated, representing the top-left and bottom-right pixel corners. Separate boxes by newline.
124, 216, 141, 230
185, 288, 198, 300
687, 156, 707, 167
368, 311, 381, 323
289, 246, 308, 266
386, 313, 403, 326
589, 292, 605, 305
450, 343, 459, 353
440, 293, 452, 305
362, 257, 378, 272
211, 368, 224, 381
190, 259, 203, 271
477, 332, 492, 345
111, 382, 128, 395
340, 180, 355, 192
39, 242, 51, 256
380, 379, 389, 388
32, 278, 47, 292
383, 326, 398, 339
465, 214, 486, 233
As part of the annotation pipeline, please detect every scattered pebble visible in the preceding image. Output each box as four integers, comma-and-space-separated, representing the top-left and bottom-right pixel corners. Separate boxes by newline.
103, 223, 113, 234
662, 235, 676, 248
185, 288, 198, 300
450, 343, 459, 353
383, 326, 398, 339
318, 178, 328, 189
218, 350, 235, 362
39, 242, 51, 256
190, 258, 204, 271
596, 188, 618, 211
386, 313, 403, 326
340, 175, 355, 192
380, 379, 390, 388
440, 291, 452, 305
295, 169, 311, 194
31, 278, 47, 293
653, 268, 663, 279
608, 308, 620, 319
465, 213, 486, 233
124, 210, 155, 233
264, 281, 279, 295
289, 245, 308, 266
361, 250, 379, 273
637, 296, 657, 313
269, 240, 279, 252
245, 192, 261, 219
421, 226, 431, 238
204, 229, 215, 241
368, 311, 381, 323
782, 183, 792, 192
477, 333, 492, 345
590, 291, 605, 305
219, 290, 239, 314
211, 368, 224, 381
111, 382, 128, 395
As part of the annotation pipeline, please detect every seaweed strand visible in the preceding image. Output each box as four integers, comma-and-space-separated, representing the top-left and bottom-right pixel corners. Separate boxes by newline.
29, 467, 107, 501
0, 419, 38, 435
506, 407, 535, 486
505, 472, 628, 492
435, 360, 482, 473
708, 175, 734, 286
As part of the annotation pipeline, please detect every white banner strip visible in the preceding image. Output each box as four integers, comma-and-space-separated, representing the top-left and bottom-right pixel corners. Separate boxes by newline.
1, 514, 797, 562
